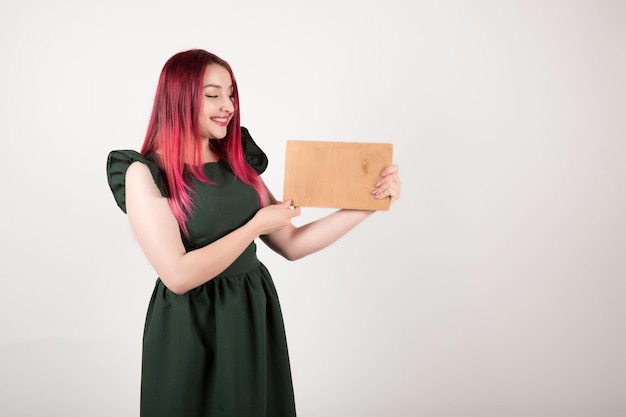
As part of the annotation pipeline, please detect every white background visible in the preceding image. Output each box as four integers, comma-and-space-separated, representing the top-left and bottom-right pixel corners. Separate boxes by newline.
1, 0, 624, 416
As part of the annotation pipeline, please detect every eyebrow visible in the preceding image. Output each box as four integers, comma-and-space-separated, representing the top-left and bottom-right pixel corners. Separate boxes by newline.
203, 84, 233, 89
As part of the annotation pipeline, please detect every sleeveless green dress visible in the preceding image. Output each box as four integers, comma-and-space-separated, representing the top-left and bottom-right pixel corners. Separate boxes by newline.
106, 129, 296, 417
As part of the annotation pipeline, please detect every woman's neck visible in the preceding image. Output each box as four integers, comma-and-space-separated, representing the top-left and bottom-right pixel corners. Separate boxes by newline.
202, 139, 220, 163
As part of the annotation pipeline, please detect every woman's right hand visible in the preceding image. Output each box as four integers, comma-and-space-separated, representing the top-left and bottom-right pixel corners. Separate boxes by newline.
252, 200, 301, 236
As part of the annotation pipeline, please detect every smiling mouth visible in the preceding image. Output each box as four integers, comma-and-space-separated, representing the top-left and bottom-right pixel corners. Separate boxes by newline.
210, 117, 230, 126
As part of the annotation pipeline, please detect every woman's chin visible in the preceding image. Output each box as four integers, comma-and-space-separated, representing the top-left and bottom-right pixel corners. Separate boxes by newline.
206, 132, 227, 140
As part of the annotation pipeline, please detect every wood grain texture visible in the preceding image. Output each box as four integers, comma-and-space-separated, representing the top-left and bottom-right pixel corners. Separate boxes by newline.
282, 140, 393, 210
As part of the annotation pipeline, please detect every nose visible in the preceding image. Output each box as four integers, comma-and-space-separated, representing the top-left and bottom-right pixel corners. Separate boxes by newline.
221, 96, 235, 113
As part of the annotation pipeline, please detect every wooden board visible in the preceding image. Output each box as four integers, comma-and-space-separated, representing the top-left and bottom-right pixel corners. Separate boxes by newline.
283, 140, 393, 210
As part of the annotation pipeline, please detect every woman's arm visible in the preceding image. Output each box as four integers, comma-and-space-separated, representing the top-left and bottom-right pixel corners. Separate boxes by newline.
125, 161, 300, 295
260, 165, 401, 260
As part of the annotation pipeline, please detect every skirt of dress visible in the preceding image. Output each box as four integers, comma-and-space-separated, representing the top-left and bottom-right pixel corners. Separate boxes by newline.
139, 258, 296, 417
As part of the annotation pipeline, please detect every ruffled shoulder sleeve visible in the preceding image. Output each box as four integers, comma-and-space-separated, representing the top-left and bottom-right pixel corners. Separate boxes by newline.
241, 126, 268, 175
106, 150, 168, 213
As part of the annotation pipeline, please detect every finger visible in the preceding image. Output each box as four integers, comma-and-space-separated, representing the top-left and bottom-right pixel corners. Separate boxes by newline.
374, 175, 401, 193
375, 175, 400, 187
380, 164, 399, 178
373, 183, 400, 200
372, 183, 389, 199
389, 185, 400, 202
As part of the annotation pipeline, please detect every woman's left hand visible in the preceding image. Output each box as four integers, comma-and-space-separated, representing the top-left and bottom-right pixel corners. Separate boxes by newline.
372, 164, 401, 204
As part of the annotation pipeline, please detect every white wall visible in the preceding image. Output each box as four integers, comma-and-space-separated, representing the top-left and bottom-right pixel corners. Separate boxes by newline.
1, 0, 624, 416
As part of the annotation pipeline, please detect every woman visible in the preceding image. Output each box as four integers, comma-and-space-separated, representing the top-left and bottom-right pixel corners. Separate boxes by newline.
106, 49, 401, 416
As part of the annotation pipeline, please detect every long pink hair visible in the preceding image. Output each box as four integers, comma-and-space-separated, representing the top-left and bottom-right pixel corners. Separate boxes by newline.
141, 49, 266, 236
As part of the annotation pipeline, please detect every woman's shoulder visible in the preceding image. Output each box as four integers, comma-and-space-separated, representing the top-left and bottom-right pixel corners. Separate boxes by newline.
106, 127, 267, 212
106, 150, 168, 213
241, 126, 268, 175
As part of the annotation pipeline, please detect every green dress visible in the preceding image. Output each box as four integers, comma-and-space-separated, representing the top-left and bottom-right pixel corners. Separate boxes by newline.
106, 129, 296, 417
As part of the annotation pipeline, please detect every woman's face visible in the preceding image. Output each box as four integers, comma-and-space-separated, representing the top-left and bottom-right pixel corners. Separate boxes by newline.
199, 64, 235, 140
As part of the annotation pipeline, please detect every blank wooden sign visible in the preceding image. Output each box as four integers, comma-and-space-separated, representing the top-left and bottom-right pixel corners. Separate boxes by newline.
283, 140, 393, 210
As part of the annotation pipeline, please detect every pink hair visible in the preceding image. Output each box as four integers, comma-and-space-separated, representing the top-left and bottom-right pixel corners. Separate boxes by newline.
141, 49, 266, 237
